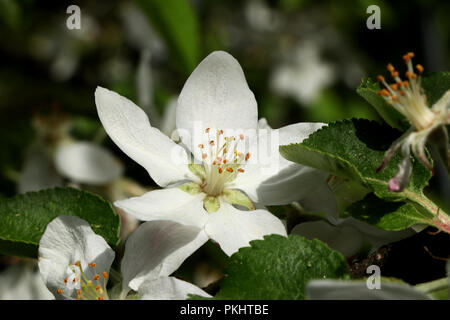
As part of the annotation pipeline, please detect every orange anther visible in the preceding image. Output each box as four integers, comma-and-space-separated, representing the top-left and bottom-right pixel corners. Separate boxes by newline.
391, 95, 397, 102
64, 277, 68, 284
391, 71, 399, 78
88, 262, 96, 268
223, 159, 228, 164
56, 289, 63, 294
209, 141, 215, 146
389, 83, 399, 91
102, 272, 108, 279
74, 261, 80, 267
387, 63, 395, 72
218, 168, 223, 174
202, 153, 207, 159
377, 89, 390, 97
77, 289, 82, 296
238, 168, 245, 173
219, 130, 224, 134
226, 167, 234, 173
416, 64, 424, 74
93, 275, 100, 280
98, 297, 104, 300
377, 75, 385, 82
245, 153, 251, 161
198, 144, 204, 149
205, 128, 210, 133
239, 134, 244, 140
95, 285, 101, 291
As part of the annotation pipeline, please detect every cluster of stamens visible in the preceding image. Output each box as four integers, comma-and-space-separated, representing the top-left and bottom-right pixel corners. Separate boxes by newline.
377, 52, 435, 131
198, 128, 250, 196
56, 261, 108, 300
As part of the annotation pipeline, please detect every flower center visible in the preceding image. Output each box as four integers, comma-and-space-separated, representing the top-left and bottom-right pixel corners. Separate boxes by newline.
197, 128, 250, 197
377, 52, 435, 131
56, 261, 108, 300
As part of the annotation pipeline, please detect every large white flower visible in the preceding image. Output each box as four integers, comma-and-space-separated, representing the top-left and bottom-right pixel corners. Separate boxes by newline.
95, 51, 333, 256
38, 215, 209, 300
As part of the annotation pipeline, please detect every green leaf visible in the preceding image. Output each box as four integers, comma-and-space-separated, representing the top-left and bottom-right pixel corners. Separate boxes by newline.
194, 234, 350, 299
357, 77, 408, 130
137, 0, 199, 75
0, 187, 120, 258
280, 118, 432, 202
345, 193, 433, 230
421, 71, 450, 106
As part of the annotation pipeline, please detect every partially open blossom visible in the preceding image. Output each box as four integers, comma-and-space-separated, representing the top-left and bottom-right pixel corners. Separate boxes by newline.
38, 216, 209, 300
376, 52, 450, 192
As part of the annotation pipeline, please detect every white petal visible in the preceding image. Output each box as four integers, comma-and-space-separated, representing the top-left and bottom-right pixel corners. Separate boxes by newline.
291, 221, 364, 258
138, 276, 211, 300
160, 96, 179, 139
431, 89, 450, 113
0, 265, 54, 300
95, 86, 195, 187
121, 220, 208, 292
306, 280, 431, 300
18, 150, 63, 193
114, 188, 209, 228
234, 122, 331, 208
205, 201, 287, 256
343, 217, 415, 252
54, 142, 123, 185
38, 216, 115, 299
177, 51, 258, 151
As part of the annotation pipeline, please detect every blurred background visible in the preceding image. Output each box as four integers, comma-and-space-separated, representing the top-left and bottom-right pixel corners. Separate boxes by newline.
0, 0, 449, 297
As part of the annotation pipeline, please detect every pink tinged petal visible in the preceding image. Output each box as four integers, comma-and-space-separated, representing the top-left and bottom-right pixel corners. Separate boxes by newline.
38, 216, 115, 300
388, 157, 412, 192
204, 201, 287, 256
121, 220, 209, 292
54, 142, 123, 185
138, 276, 211, 300
114, 188, 209, 228
176, 51, 258, 152
95, 87, 195, 187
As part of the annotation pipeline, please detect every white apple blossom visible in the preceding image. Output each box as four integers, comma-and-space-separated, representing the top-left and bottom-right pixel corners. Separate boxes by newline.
95, 51, 334, 256
38, 215, 210, 300
375, 52, 450, 192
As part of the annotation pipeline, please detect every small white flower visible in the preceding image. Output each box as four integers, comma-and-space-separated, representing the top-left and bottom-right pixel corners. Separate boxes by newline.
38, 216, 210, 300
375, 52, 450, 192
95, 51, 333, 255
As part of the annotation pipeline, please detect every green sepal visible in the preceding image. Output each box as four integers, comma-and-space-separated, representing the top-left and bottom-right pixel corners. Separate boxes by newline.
203, 195, 220, 213
179, 182, 202, 195
188, 163, 206, 181
222, 189, 255, 210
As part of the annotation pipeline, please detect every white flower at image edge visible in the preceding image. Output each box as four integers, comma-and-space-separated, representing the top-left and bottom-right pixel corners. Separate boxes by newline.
95, 50, 334, 256
38, 215, 210, 300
